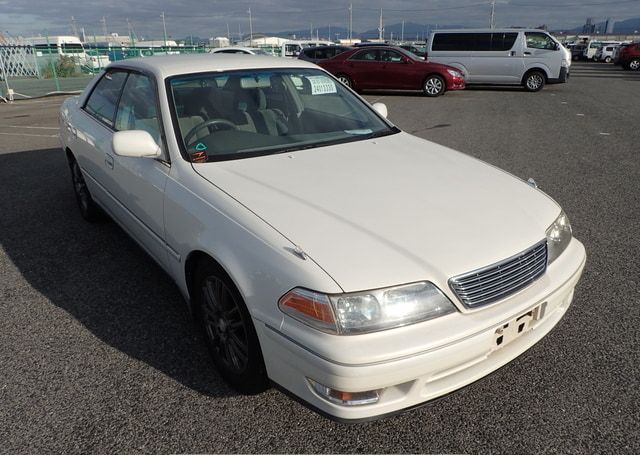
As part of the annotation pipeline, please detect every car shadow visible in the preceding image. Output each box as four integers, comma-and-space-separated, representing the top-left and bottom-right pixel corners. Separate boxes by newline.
0, 148, 236, 398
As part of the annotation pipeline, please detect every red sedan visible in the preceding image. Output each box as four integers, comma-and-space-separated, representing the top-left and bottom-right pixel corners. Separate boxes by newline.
319, 46, 465, 96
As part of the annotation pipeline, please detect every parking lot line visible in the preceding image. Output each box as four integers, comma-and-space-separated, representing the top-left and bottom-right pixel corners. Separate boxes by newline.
0, 131, 58, 138
0, 125, 58, 130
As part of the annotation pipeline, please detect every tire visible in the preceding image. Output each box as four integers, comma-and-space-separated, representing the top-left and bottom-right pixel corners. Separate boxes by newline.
604, 56, 612, 63
69, 158, 103, 222
194, 259, 269, 394
336, 73, 353, 88
629, 59, 640, 71
423, 75, 445, 97
523, 70, 545, 92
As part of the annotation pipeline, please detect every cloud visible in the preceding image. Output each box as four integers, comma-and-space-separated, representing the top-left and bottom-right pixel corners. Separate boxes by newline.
1, 0, 638, 39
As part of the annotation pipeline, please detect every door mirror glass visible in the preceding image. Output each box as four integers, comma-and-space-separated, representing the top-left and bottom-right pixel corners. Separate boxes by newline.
112, 130, 161, 158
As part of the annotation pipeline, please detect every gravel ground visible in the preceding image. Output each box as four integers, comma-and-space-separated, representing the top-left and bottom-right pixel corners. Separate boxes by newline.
0, 62, 639, 454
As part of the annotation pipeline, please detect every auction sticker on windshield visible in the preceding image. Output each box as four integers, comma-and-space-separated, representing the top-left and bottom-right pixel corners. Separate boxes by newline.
307, 75, 337, 95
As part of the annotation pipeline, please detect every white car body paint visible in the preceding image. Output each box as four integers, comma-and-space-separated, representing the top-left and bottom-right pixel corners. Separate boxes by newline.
60, 54, 586, 421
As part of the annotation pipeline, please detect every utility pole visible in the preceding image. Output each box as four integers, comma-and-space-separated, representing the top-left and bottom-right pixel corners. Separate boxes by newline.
378, 8, 384, 41
70, 16, 78, 38
161, 12, 168, 47
349, 3, 353, 42
401, 20, 405, 42
490, 0, 496, 29
100, 16, 107, 39
227, 23, 230, 41
248, 8, 253, 45
310, 23, 313, 40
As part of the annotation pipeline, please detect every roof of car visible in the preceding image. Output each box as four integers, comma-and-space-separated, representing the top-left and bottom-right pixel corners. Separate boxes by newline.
106, 53, 318, 79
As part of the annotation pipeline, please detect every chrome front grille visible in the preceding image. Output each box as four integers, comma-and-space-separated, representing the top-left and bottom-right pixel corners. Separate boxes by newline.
449, 241, 548, 308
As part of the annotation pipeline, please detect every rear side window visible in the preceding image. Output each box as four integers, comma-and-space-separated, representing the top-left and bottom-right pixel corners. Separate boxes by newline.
491, 33, 518, 51
432, 33, 518, 51
432, 33, 475, 51
84, 70, 128, 127
350, 49, 378, 61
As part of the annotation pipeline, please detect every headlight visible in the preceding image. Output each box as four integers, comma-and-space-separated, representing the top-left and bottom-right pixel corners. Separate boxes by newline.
279, 282, 456, 335
447, 69, 462, 78
546, 211, 572, 264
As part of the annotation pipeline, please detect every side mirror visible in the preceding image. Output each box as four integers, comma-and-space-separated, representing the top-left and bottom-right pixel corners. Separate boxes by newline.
372, 102, 388, 119
112, 130, 161, 158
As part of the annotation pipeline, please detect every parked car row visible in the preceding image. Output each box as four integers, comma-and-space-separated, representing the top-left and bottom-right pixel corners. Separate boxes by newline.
308, 29, 571, 95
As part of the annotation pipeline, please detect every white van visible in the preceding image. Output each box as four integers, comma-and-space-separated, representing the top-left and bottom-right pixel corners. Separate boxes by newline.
26, 35, 87, 61
427, 29, 570, 91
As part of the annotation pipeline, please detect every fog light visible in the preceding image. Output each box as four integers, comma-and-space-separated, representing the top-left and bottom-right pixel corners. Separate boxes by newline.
307, 379, 382, 406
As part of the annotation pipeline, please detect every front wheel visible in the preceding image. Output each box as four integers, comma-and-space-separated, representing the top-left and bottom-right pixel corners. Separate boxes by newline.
195, 260, 269, 394
423, 75, 445, 97
523, 71, 545, 92
629, 59, 640, 71
604, 56, 612, 63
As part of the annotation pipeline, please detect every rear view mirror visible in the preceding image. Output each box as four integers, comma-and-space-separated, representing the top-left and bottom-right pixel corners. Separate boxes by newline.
372, 102, 388, 118
112, 130, 161, 158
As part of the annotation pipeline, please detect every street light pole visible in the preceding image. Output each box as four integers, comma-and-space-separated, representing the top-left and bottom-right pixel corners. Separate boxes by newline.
161, 12, 168, 47
248, 8, 253, 46
490, 0, 496, 29
349, 3, 353, 42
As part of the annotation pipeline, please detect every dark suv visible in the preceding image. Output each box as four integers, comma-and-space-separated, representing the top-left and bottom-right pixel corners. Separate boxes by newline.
615, 42, 640, 70
298, 45, 351, 64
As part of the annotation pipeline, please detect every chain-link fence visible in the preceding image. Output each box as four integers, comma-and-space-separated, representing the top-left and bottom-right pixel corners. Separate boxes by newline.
0, 33, 209, 102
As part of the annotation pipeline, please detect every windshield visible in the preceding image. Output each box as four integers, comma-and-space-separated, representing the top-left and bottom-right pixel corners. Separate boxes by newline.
169, 68, 397, 162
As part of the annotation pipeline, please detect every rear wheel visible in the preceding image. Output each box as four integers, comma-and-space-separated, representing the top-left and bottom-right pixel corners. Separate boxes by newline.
336, 74, 353, 88
194, 259, 269, 394
604, 56, 612, 63
523, 70, 545, 92
629, 59, 640, 71
70, 158, 103, 222
423, 75, 445, 97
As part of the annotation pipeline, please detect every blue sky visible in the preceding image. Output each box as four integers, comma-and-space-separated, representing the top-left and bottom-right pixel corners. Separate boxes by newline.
2, 0, 639, 39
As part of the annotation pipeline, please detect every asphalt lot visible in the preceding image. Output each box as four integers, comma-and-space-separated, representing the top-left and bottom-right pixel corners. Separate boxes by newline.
1, 61, 639, 453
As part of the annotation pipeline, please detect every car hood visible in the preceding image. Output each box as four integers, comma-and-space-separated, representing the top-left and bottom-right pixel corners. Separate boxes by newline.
193, 132, 559, 293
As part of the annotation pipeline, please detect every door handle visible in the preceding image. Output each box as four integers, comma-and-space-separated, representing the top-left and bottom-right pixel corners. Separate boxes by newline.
510, 51, 516, 56
105, 154, 114, 169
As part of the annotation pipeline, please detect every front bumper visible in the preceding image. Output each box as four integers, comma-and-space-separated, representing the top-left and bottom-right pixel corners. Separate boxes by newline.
257, 239, 586, 421
549, 66, 570, 84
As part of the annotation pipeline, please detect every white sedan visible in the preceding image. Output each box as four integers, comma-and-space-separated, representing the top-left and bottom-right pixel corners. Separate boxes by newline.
59, 54, 586, 421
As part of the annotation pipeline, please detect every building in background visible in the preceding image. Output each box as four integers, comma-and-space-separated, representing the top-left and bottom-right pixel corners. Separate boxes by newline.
605, 18, 616, 34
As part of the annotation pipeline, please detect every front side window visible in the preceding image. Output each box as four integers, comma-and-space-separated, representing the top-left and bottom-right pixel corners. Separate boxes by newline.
114, 73, 162, 144
380, 50, 404, 62
84, 70, 128, 127
525, 33, 557, 50
168, 68, 397, 162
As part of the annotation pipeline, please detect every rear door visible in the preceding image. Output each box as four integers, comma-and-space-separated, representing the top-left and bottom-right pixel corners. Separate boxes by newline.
345, 49, 381, 89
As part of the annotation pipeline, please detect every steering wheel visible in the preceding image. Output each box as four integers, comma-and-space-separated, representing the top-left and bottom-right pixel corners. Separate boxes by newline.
184, 118, 238, 146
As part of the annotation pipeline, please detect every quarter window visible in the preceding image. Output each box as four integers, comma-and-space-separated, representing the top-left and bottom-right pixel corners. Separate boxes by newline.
84, 70, 128, 127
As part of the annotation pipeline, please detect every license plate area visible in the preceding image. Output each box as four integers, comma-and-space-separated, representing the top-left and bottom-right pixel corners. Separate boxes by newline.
494, 302, 547, 348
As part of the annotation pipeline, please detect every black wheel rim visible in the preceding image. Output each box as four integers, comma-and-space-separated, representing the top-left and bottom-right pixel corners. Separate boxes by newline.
72, 163, 90, 212
201, 276, 249, 374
